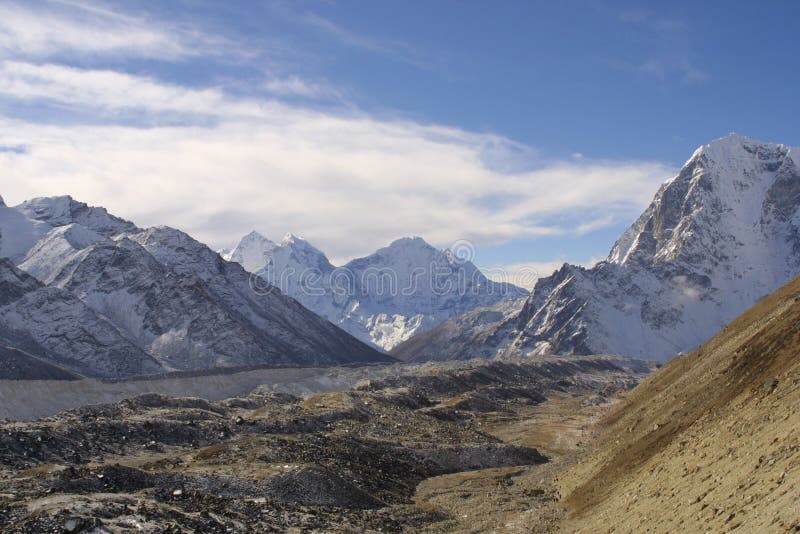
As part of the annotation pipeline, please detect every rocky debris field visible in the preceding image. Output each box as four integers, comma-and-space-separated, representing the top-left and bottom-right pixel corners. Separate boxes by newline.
0, 357, 646, 532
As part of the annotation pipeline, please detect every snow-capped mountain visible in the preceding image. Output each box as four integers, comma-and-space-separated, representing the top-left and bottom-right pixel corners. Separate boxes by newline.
127, 226, 386, 366
392, 134, 800, 362
222, 232, 528, 350
16, 195, 138, 237
0, 196, 50, 263
0, 196, 390, 378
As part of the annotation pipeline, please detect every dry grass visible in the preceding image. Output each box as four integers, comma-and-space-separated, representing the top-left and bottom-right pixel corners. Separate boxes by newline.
559, 276, 800, 533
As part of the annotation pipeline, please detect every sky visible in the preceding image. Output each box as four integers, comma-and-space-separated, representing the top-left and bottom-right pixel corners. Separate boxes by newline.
1, 0, 798, 287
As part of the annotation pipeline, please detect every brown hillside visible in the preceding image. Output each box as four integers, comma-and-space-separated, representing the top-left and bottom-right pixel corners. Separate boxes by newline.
560, 275, 800, 533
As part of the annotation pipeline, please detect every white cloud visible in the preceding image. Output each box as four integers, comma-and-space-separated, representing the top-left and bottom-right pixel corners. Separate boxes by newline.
0, 63, 675, 263
482, 258, 601, 290
0, 1, 217, 60
0, 61, 237, 115
264, 76, 345, 101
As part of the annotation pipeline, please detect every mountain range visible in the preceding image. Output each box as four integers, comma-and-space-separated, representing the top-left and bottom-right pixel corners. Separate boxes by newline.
0, 196, 389, 378
221, 232, 528, 350
2, 133, 797, 377
392, 134, 800, 362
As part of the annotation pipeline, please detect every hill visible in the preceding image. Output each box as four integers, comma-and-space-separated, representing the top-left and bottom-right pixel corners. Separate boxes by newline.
559, 274, 800, 532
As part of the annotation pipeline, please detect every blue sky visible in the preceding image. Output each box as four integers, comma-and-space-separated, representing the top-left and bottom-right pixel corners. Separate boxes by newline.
1, 0, 798, 285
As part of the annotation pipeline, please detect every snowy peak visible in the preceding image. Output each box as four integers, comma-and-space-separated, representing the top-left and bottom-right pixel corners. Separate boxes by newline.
221, 230, 277, 271
345, 236, 447, 272
380, 236, 438, 257
223, 231, 526, 351
15, 196, 138, 237
0, 202, 51, 262
278, 233, 332, 272
226, 230, 333, 275
688, 133, 788, 167
609, 135, 798, 270
397, 135, 800, 363
280, 232, 302, 246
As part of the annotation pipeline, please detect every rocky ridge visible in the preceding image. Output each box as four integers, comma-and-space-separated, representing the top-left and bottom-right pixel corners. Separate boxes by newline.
394, 134, 800, 362
223, 233, 527, 351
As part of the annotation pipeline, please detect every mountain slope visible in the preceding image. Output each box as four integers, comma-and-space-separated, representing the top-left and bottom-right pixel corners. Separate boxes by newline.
0, 196, 51, 263
0, 344, 82, 380
390, 299, 526, 362
127, 226, 390, 366
2, 196, 391, 376
223, 233, 527, 350
21, 228, 306, 371
0, 258, 162, 379
559, 272, 800, 533
395, 134, 800, 362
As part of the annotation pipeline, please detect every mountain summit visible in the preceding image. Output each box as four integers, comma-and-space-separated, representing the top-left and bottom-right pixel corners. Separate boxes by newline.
223, 233, 528, 350
393, 134, 800, 362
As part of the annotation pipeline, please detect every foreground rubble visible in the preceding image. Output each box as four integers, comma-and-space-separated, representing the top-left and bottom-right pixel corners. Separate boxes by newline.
0, 357, 649, 532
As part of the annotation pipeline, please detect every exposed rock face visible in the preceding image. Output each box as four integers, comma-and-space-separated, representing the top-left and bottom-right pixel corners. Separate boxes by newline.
0, 258, 162, 378
395, 135, 800, 362
223, 233, 527, 351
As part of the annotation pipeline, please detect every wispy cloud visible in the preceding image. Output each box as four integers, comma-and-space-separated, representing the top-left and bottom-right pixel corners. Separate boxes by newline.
301, 12, 444, 71
615, 9, 708, 85
0, 61, 233, 115
0, 2, 677, 263
0, 63, 674, 260
0, 0, 223, 60
482, 257, 601, 290
263, 75, 346, 102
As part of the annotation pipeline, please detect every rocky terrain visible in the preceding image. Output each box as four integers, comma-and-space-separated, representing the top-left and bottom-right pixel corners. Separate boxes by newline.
0, 195, 390, 379
222, 232, 527, 351
0, 356, 648, 532
393, 134, 800, 363
557, 273, 800, 533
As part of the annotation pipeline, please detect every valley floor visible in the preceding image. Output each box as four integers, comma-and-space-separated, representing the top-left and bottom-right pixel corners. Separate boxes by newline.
413, 391, 614, 533
0, 357, 645, 533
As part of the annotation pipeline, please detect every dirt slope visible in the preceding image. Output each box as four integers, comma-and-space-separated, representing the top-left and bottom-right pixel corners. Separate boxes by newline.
560, 275, 800, 532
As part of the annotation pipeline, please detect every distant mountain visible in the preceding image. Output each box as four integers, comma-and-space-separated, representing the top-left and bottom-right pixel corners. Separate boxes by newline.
393, 134, 800, 362
0, 196, 391, 378
127, 226, 387, 367
222, 233, 528, 350
16, 195, 138, 237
